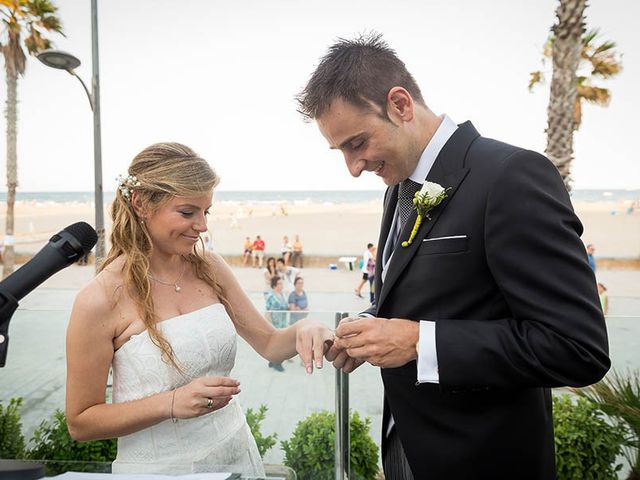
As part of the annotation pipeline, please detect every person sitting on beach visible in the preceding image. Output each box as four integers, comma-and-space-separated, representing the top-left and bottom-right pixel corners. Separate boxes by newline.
288, 276, 309, 324
291, 234, 304, 268
242, 236, 253, 266
262, 256, 278, 299
64, 143, 333, 475
252, 235, 265, 268
265, 275, 290, 372
281, 235, 293, 265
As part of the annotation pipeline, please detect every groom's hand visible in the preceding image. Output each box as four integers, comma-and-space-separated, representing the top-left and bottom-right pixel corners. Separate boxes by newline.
325, 343, 365, 373
333, 317, 419, 368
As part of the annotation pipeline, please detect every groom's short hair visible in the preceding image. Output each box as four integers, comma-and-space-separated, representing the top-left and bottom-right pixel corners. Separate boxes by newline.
296, 31, 425, 122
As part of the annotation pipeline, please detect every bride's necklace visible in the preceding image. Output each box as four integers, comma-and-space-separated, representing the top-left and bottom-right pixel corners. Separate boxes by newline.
148, 261, 186, 293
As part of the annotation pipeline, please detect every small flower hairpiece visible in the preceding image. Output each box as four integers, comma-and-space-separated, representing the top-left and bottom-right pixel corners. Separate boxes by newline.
116, 174, 141, 201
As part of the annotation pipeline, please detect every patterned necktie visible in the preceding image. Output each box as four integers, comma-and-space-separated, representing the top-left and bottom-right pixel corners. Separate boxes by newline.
398, 179, 422, 230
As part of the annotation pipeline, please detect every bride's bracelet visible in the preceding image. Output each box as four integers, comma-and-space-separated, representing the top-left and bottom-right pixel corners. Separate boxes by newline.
170, 389, 178, 423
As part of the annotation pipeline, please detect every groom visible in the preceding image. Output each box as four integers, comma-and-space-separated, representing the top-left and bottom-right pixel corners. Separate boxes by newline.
298, 33, 610, 479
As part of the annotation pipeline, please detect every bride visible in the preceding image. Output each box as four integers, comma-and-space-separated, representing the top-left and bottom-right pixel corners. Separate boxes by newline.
65, 143, 334, 475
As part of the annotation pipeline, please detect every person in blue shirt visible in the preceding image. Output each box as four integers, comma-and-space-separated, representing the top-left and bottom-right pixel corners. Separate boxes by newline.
265, 275, 289, 372
586, 244, 596, 272
288, 277, 309, 324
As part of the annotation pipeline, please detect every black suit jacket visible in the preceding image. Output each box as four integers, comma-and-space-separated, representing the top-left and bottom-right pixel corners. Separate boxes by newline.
372, 122, 610, 479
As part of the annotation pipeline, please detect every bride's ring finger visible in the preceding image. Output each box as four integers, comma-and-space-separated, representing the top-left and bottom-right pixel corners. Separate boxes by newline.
206, 398, 215, 409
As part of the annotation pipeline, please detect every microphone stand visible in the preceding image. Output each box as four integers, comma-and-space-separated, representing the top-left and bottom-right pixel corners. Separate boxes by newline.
0, 287, 45, 479
0, 285, 19, 368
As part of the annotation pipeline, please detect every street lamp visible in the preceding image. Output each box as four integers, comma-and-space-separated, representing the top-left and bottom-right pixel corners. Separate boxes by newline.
36, 0, 105, 266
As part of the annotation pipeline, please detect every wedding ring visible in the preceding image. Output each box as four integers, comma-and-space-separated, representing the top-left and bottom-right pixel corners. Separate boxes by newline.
207, 398, 214, 409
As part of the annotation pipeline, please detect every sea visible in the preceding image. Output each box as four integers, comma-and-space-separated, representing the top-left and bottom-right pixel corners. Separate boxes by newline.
0, 189, 638, 205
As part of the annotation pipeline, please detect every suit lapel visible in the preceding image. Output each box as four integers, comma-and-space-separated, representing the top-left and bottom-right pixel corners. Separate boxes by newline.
376, 121, 479, 310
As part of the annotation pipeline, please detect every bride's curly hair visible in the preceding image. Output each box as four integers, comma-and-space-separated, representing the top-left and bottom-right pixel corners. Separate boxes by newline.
100, 142, 234, 371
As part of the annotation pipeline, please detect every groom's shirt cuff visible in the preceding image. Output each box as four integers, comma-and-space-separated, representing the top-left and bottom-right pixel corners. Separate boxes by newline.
417, 320, 439, 383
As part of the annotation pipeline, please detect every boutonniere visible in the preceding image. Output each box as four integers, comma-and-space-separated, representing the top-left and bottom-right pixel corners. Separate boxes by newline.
402, 181, 450, 247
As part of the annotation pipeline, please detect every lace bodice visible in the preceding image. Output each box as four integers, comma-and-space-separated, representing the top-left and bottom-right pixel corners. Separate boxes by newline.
111, 304, 264, 476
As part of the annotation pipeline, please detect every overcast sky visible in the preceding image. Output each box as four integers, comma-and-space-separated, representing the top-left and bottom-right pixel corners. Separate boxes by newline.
0, 0, 638, 192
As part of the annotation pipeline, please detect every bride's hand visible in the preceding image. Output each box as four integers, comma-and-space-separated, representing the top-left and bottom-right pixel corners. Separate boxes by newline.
295, 318, 335, 374
171, 376, 241, 419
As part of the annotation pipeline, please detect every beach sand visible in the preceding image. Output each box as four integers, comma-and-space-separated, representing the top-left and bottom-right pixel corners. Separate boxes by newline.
1, 198, 638, 260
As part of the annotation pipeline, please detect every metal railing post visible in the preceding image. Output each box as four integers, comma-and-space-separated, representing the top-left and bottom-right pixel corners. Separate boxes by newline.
335, 312, 350, 480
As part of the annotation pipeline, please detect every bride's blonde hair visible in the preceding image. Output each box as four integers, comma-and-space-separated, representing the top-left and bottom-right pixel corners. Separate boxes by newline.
100, 142, 233, 370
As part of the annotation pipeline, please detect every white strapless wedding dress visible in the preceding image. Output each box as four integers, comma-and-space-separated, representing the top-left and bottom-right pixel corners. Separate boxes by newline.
111, 303, 265, 476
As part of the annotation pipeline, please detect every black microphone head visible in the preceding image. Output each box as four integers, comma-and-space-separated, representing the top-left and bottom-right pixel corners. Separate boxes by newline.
48, 222, 98, 262
64, 222, 98, 253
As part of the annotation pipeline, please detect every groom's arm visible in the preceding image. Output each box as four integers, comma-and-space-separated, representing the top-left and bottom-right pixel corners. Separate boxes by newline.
435, 150, 610, 390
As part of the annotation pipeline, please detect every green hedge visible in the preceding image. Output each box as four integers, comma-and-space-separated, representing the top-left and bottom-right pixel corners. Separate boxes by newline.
554, 394, 625, 480
9, 394, 627, 479
26, 410, 116, 475
0, 397, 26, 458
281, 410, 379, 480
245, 404, 277, 458
0, 398, 115, 475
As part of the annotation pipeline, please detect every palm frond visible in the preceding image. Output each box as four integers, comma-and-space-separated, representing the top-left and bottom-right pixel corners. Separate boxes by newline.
528, 71, 543, 91
24, 26, 47, 53
542, 37, 553, 58
577, 84, 611, 106
591, 55, 622, 78
594, 40, 617, 55
582, 28, 599, 48
39, 13, 62, 33
572, 369, 640, 473
0, 0, 62, 61
26, 0, 58, 17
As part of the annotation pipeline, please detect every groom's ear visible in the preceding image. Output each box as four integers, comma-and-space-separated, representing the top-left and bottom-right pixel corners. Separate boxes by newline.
386, 87, 414, 124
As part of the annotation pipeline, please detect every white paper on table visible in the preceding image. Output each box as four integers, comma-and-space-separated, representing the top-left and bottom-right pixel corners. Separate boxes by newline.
50, 472, 235, 480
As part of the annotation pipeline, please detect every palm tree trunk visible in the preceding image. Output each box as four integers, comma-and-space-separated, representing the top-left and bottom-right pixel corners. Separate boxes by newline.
3, 66, 19, 278
544, 0, 586, 192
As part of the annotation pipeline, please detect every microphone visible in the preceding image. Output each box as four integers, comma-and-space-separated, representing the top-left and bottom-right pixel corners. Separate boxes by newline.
0, 221, 97, 367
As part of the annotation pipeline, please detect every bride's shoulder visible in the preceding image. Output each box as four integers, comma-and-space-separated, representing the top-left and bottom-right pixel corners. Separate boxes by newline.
74, 257, 127, 317
203, 252, 236, 285
204, 251, 228, 272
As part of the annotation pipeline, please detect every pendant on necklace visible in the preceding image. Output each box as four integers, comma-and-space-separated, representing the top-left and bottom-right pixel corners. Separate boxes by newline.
175, 285, 181, 293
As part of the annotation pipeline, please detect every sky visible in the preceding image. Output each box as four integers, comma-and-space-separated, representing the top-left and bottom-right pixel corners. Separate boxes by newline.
0, 0, 638, 192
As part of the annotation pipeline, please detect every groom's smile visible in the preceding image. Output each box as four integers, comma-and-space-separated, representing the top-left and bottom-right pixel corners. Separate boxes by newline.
316, 97, 419, 186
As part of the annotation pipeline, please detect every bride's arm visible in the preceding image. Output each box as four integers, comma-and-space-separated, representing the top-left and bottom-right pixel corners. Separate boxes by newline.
210, 254, 333, 372
65, 279, 239, 442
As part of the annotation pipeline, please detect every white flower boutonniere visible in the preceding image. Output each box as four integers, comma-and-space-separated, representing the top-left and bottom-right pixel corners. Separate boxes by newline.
401, 181, 449, 247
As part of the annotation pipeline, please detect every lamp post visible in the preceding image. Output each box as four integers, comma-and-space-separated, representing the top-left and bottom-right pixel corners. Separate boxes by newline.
36, 0, 105, 266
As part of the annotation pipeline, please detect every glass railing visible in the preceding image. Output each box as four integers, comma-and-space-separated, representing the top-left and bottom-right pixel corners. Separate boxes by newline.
1, 298, 637, 479
0, 304, 383, 479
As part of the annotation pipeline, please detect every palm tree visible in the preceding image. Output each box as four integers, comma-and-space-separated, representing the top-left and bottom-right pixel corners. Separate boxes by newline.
1, 0, 63, 277
530, 30, 623, 130
529, 3, 622, 191
531, 0, 586, 191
